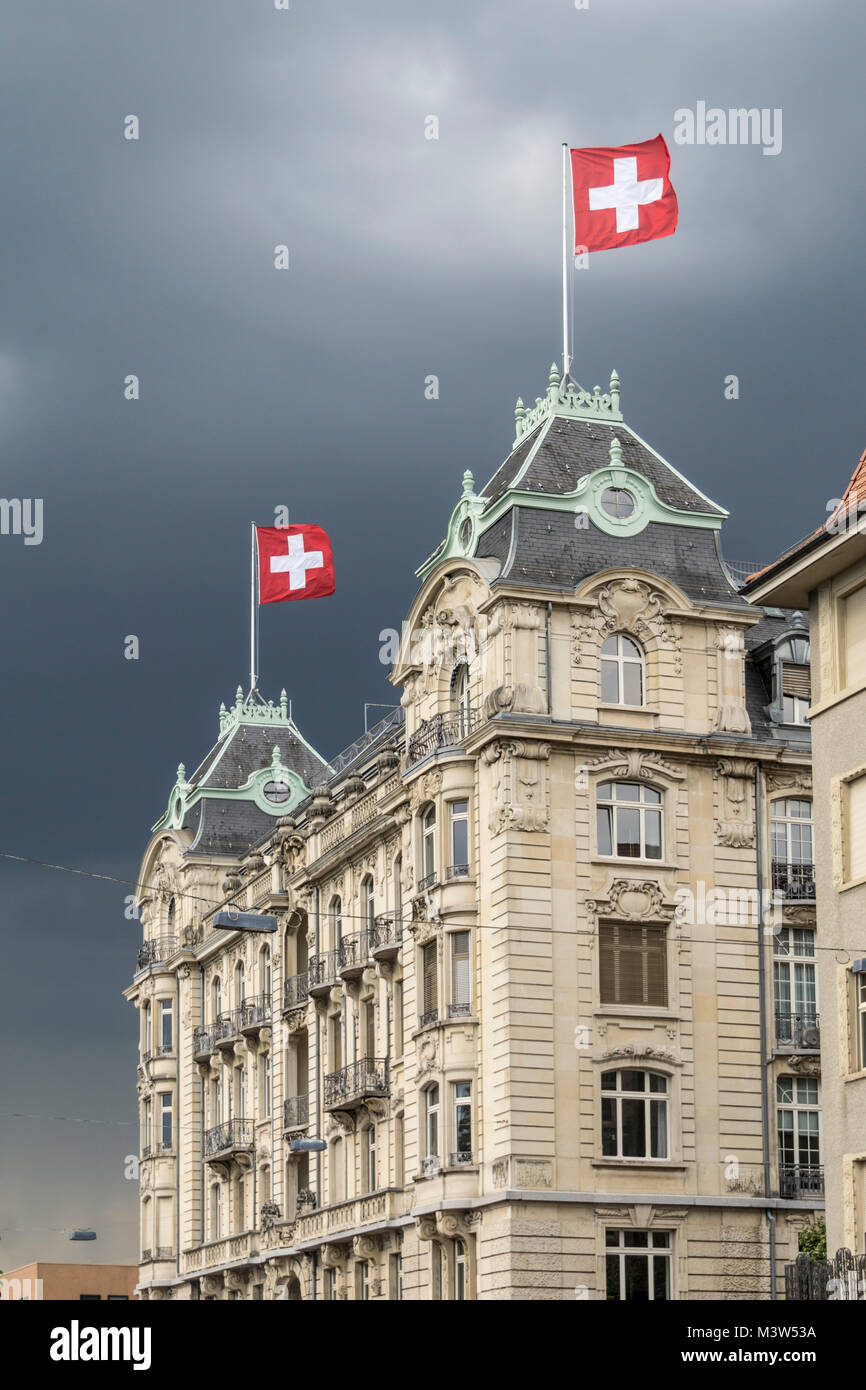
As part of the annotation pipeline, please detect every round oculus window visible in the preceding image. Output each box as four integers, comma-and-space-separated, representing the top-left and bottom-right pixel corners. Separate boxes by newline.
264, 780, 291, 804
601, 487, 635, 519
459, 516, 474, 550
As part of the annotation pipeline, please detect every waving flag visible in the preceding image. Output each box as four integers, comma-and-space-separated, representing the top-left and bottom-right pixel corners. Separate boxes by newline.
256, 524, 335, 604
570, 134, 678, 253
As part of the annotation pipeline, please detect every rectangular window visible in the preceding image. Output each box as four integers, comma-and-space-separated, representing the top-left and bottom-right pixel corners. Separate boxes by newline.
599, 923, 667, 1007
847, 775, 866, 882
453, 1082, 472, 1161
394, 981, 404, 1057
421, 941, 438, 1022
841, 583, 866, 688
143, 1098, 152, 1151
159, 999, 173, 1053
159, 1093, 172, 1151
449, 800, 469, 874
426, 1086, 440, 1160
601, 1070, 668, 1159
325, 1268, 337, 1301
259, 1053, 271, 1117
395, 1113, 405, 1186
605, 1229, 671, 1301
390, 1253, 403, 1301
450, 931, 471, 1015
366, 1126, 377, 1193
356, 1262, 370, 1301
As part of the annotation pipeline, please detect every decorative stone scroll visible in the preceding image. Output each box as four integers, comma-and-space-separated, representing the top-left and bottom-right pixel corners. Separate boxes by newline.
572, 578, 683, 674
714, 758, 757, 847
483, 739, 551, 834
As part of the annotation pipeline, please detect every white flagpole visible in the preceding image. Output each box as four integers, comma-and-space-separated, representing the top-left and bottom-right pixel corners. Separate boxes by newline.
561, 142, 570, 382
250, 522, 257, 695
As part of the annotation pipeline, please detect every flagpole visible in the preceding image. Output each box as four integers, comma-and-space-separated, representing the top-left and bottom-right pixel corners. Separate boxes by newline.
562, 142, 570, 382
250, 522, 257, 695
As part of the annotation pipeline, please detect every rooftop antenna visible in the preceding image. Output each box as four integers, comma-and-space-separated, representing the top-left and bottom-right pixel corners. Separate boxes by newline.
364, 702, 400, 733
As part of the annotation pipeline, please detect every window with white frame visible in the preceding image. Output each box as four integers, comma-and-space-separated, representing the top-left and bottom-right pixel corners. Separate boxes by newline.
425, 1085, 440, 1166
324, 1268, 337, 1300
142, 1001, 151, 1057
771, 799, 814, 898
452, 1082, 472, 1164
365, 1125, 377, 1193
212, 976, 221, 1022
159, 1093, 173, 1152
449, 800, 469, 877
143, 1097, 152, 1153
601, 633, 645, 707
234, 960, 245, 1008
453, 662, 471, 737
260, 945, 271, 999
601, 1069, 668, 1159
420, 805, 437, 887
356, 1262, 370, 1301
235, 1064, 246, 1119
159, 999, 173, 1054
258, 1052, 270, 1117
449, 931, 471, 1016
605, 1229, 671, 1301
362, 875, 375, 930
596, 781, 662, 860
455, 1240, 467, 1300
331, 896, 342, 948
777, 1076, 821, 1181
390, 1252, 403, 1301
773, 927, 817, 1045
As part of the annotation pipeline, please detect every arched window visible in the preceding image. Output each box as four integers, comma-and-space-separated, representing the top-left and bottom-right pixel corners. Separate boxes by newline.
212, 976, 222, 1022
452, 663, 471, 737
420, 805, 437, 888
601, 633, 645, 706
364, 1124, 377, 1193
394, 854, 403, 922
259, 945, 271, 999
596, 781, 662, 860
234, 960, 245, 1008
330, 896, 342, 949
362, 875, 375, 931
167, 896, 176, 931
141, 1196, 152, 1258
210, 1184, 221, 1240
424, 1084, 441, 1165
142, 1001, 152, 1058
601, 1069, 669, 1159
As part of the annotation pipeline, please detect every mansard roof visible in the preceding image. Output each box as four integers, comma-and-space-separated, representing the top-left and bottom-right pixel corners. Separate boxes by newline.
152, 687, 331, 859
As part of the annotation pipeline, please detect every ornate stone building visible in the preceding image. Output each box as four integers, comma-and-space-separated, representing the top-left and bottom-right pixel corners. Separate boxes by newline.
128, 364, 822, 1300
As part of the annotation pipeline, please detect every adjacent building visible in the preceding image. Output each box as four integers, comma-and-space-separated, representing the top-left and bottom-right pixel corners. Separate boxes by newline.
0, 1262, 137, 1301
128, 364, 823, 1300
746, 451, 866, 1257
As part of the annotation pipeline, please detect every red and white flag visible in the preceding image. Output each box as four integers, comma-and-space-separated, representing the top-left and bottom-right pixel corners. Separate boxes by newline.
570, 134, 678, 254
256, 524, 335, 605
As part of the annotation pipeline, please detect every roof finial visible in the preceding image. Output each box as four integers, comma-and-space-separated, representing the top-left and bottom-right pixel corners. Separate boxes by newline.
235, 685, 244, 709
462, 469, 475, 498
609, 435, 623, 468
272, 745, 282, 768
514, 396, 525, 422
548, 361, 561, 395
280, 689, 288, 717
609, 368, 620, 413
176, 763, 186, 784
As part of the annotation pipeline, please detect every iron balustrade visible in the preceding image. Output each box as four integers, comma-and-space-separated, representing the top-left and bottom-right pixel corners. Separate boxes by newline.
449, 1151, 474, 1167
448, 1002, 472, 1018
339, 931, 374, 975
137, 937, 178, 970
324, 1057, 389, 1108
155, 1247, 173, 1260
141, 1145, 152, 1159
371, 914, 402, 956
283, 973, 309, 1011
239, 994, 271, 1030
420, 1009, 439, 1028
408, 710, 477, 764
283, 1095, 310, 1131
446, 864, 470, 881
779, 1163, 824, 1199
784, 1248, 866, 1301
771, 860, 817, 901
193, 1026, 214, 1058
141, 1249, 152, 1262
421, 1155, 441, 1178
204, 1119, 253, 1158
775, 1012, 820, 1049
417, 872, 438, 893
309, 949, 342, 993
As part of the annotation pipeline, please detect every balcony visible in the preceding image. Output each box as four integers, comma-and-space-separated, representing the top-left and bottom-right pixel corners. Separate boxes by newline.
239, 994, 271, 1036
446, 863, 470, 881
419, 1009, 439, 1028
407, 710, 477, 765
371, 913, 402, 962
137, 936, 177, 970
282, 1095, 310, 1133
193, 1026, 215, 1062
448, 1150, 474, 1168
308, 949, 341, 998
283, 972, 309, 1012
338, 931, 373, 981
447, 1001, 471, 1018
203, 1119, 253, 1162
324, 1057, 389, 1111
772, 860, 816, 901
779, 1163, 824, 1200
214, 1010, 242, 1050
775, 1011, 820, 1051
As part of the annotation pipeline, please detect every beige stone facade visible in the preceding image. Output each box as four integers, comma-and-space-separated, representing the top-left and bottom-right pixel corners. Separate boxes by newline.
747, 462, 866, 1257
128, 369, 823, 1299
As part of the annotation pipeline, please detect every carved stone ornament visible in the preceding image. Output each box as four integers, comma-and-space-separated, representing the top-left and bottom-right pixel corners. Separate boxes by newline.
414, 1214, 439, 1242
410, 768, 443, 811
485, 739, 551, 834
416, 1033, 440, 1078
601, 1044, 681, 1067
714, 758, 757, 847
353, 1233, 380, 1260
572, 579, 683, 673
711, 628, 752, 735
200, 1274, 223, 1297
321, 1242, 350, 1269
586, 878, 676, 924
589, 747, 684, 782
787, 1055, 821, 1076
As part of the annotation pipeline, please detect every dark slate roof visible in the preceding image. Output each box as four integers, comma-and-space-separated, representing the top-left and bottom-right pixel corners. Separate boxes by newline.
189, 721, 329, 792
488, 507, 747, 607
744, 610, 808, 651
481, 418, 724, 518
185, 799, 276, 858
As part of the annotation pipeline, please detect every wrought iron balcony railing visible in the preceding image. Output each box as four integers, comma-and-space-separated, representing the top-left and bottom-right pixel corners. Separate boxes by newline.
449, 1151, 474, 1167
308, 949, 342, 996
408, 710, 477, 765
137, 937, 178, 970
785, 1247, 865, 1301
193, 1026, 215, 1059
283, 972, 309, 1011
203, 1119, 253, 1159
419, 1009, 439, 1028
448, 1001, 472, 1018
283, 1095, 310, 1132
421, 1155, 441, 1178
775, 1012, 820, 1050
446, 863, 470, 881
141, 1248, 152, 1262
324, 1057, 389, 1109
339, 931, 374, 979
371, 913, 402, 960
239, 994, 271, 1032
417, 871, 438, 893
213, 1009, 242, 1046
771, 861, 817, 901
779, 1163, 824, 1199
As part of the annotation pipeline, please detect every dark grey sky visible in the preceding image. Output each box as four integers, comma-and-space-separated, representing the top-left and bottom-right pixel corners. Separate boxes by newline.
1, 0, 862, 1267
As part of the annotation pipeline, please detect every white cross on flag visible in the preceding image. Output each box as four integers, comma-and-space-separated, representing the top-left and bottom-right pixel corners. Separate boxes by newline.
257, 524, 335, 604
570, 134, 678, 253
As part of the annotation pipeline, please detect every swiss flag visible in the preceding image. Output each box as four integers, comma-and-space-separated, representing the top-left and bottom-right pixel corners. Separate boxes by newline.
257, 524, 335, 605
570, 134, 677, 254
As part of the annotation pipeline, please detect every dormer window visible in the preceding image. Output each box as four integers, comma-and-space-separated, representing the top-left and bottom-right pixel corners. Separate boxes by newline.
601, 634, 644, 706
601, 488, 635, 519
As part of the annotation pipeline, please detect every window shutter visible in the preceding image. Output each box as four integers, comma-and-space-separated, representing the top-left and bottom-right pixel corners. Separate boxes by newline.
423, 942, 438, 1013
599, 923, 667, 1006
782, 663, 810, 699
